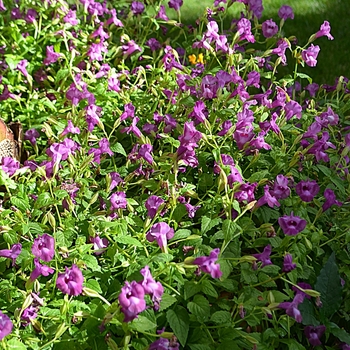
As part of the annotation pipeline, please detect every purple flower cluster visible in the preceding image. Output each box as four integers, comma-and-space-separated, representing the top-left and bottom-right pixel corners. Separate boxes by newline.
194, 248, 222, 279
119, 266, 164, 322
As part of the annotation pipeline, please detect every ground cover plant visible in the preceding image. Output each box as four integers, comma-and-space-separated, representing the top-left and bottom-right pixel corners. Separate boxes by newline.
0, 0, 350, 349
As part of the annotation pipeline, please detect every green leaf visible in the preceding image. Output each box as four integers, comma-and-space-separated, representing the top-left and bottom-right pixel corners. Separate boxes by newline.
187, 295, 210, 323
210, 311, 231, 324
110, 142, 126, 157
7, 339, 27, 350
327, 322, 350, 344
11, 197, 30, 211
279, 339, 306, 350
314, 252, 342, 318
85, 279, 102, 293
184, 281, 201, 300
35, 192, 55, 208
115, 236, 143, 247
159, 294, 177, 311
299, 299, 318, 326
166, 306, 189, 347
222, 220, 240, 243
201, 280, 218, 298
129, 315, 157, 332
201, 216, 221, 234
317, 164, 332, 177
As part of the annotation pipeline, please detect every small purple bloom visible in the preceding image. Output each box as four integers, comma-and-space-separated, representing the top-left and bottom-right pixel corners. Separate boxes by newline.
234, 182, 257, 203
194, 248, 222, 279
110, 192, 127, 210
217, 120, 232, 136
279, 293, 304, 323
237, 18, 255, 43
43, 46, 61, 65
1, 157, 20, 176
109, 172, 123, 191
0, 243, 22, 266
138, 144, 153, 165
252, 244, 272, 268
282, 254, 296, 273
149, 337, 180, 350
261, 19, 278, 38
122, 40, 142, 58
270, 174, 291, 200
302, 44, 320, 67
278, 212, 307, 236
189, 101, 208, 124
304, 325, 326, 346
30, 258, 54, 281
322, 188, 342, 211
61, 120, 80, 137
131, 1, 145, 15
25, 128, 40, 145
295, 180, 320, 202
185, 202, 201, 218
119, 281, 146, 322
146, 38, 162, 52
272, 38, 290, 65
315, 21, 333, 40
89, 236, 109, 255
256, 185, 280, 208
31, 234, 55, 262
284, 100, 302, 120
305, 83, 319, 97
156, 5, 169, 21
145, 195, 164, 219
168, 0, 183, 11
21, 306, 37, 325
278, 5, 294, 20
17, 59, 29, 78
120, 117, 142, 138
56, 264, 84, 296
139, 266, 164, 310
64, 9, 79, 25
0, 311, 13, 340
146, 222, 174, 250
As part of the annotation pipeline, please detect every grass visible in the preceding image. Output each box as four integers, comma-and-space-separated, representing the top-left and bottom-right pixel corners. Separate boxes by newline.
166, 0, 350, 84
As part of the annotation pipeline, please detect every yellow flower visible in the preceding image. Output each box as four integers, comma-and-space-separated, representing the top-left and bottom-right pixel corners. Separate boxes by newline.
197, 53, 204, 64
188, 54, 197, 65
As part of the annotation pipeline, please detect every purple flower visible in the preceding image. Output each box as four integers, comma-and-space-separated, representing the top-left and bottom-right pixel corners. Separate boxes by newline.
0, 0, 6, 11
87, 42, 108, 61
138, 144, 153, 165
168, 0, 183, 11
131, 1, 145, 15
89, 236, 109, 255
270, 174, 291, 200
284, 100, 302, 120
145, 195, 164, 219
0, 85, 17, 101
119, 281, 146, 322
295, 180, 320, 202
149, 337, 180, 350
109, 172, 123, 191
56, 265, 84, 296
120, 117, 142, 138
256, 185, 280, 208
307, 131, 336, 162
184, 202, 201, 218
278, 5, 294, 20
91, 25, 109, 41
25, 128, 40, 145
237, 18, 255, 43
0, 243, 22, 266
261, 19, 278, 38
278, 212, 307, 236
322, 188, 342, 211
201, 75, 218, 99
194, 248, 222, 279
139, 266, 164, 310
317, 106, 339, 127
234, 182, 257, 203
156, 5, 169, 21
1, 157, 20, 176
302, 44, 320, 67
61, 120, 80, 137
305, 83, 319, 97
146, 38, 162, 52
282, 254, 296, 273
146, 222, 174, 250
110, 192, 127, 210
252, 245, 272, 268
64, 9, 78, 25
279, 293, 304, 323
17, 59, 29, 78
304, 325, 326, 346
315, 21, 334, 40
272, 39, 290, 65
189, 101, 208, 124
43, 46, 61, 65
122, 40, 142, 58
108, 75, 121, 92
32, 234, 55, 262
25, 9, 37, 23
30, 258, 54, 281
217, 120, 232, 136
0, 311, 13, 340
21, 306, 37, 325
292, 282, 312, 299
88, 138, 114, 164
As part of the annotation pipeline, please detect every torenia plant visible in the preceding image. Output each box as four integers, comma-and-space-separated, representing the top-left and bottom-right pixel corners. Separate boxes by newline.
0, 0, 349, 349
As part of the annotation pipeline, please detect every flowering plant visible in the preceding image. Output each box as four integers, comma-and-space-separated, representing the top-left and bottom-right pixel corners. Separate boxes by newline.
0, 0, 349, 349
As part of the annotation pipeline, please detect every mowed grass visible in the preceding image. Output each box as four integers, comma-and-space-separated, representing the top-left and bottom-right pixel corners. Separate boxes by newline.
165, 0, 350, 84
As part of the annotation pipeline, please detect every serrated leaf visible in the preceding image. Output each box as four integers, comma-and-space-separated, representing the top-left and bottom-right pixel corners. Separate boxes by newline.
314, 252, 342, 318
201, 280, 218, 298
35, 192, 55, 208
159, 294, 177, 311
327, 322, 350, 344
211, 311, 231, 324
115, 236, 142, 247
10, 197, 30, 211
299, 298, 319, 326
110, 142, 126, 156
184, 281, 201, 300
187, 295, 210, 323
222, 220, 240, 243
7, 339, 27, 350
166, 306, 189, 347
201, 216, 221, 234
129, 315, 157, 332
